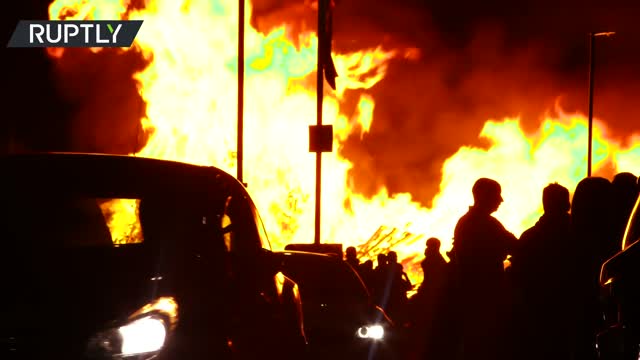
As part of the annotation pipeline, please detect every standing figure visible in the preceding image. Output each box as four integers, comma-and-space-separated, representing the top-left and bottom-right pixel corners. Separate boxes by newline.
510, 183, 573, 360
450, 178, 518, 360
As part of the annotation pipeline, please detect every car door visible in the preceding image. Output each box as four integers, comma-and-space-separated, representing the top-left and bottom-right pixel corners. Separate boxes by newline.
217, 189, 306, 359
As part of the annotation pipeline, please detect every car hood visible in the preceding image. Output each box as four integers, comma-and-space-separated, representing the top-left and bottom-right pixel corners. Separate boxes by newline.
302, 297, 391, 333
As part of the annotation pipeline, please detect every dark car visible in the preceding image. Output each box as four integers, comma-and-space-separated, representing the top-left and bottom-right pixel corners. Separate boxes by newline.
0, 153, 306, 359
275, 250, 396, 359
598, 195, 640, 360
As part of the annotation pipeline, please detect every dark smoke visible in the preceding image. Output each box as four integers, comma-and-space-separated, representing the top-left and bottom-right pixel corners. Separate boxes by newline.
2, 0, 149, 155
3, 1, 71, 153
51, 48, 149, 154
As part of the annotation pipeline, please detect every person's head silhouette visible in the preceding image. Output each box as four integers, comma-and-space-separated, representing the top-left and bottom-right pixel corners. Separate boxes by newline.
363, 259, 373, 271
345, 246, 358, 261
425, 237, 441, 255
542, 183, 570, 215
472, 178, 503, 214
612, 172, 638, 208
377, 253, 387, 267
612, 172, 637, 190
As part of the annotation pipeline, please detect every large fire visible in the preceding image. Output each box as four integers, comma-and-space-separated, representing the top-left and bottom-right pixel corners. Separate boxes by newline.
48, 0, 640, 285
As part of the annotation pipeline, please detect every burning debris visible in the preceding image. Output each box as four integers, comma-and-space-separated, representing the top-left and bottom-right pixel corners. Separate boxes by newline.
357, 226, 422, 260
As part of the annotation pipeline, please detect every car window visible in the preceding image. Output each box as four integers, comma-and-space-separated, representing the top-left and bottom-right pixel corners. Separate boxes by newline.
219, 193, 264, 256
99, 198, 144, 245
623, 197, 640, 250
5, 196, 144, 248
3, 192, 232, 254
252, 204, 272, 250
139, 194, 232, 248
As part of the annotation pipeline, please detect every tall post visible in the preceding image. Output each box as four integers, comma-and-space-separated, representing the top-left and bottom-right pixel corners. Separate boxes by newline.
586, 31, 615, 177
587, 33, 595, 177
237, 0, 245, 184
315, 0, 327, 246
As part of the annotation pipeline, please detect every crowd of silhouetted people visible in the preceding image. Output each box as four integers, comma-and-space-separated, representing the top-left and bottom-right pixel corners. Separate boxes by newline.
346, 246, 414, 323
344, 172, 640, 360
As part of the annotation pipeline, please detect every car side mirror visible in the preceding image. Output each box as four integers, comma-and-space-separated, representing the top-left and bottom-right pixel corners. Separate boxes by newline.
258, 249, 284, 277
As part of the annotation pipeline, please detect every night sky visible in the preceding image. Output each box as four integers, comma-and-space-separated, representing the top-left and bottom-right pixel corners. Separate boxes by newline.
3, 0, 640, 203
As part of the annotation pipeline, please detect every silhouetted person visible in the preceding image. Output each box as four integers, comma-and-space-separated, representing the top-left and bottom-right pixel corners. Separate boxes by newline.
358, 259, 374, 292
420, 238, 447, 286
382, 251, 411, 323
450, 178, 518, 360
573, 176, 616, 265
611, 172, 639, 251
386, 251, 404, 275
570, 176, 616, 360
375, 253, 387, 272
372, 253, 388, 308
510, 183, 573, 360
415, 238, 448, 321
345, 246, 360, 271
411, 237, 449, 359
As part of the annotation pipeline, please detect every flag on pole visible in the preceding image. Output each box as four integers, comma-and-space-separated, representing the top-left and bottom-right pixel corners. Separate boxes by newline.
319, 0, 338, 90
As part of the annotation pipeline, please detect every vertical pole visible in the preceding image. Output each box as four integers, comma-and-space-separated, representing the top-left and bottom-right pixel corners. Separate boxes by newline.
315, 0, 326, 246
237, 0, 245, 184
587, 33, 595, 177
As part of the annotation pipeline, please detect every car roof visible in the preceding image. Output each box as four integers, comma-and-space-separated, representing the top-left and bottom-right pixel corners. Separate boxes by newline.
1, 152, 247, 198
275, 250, 371, 298
275, 250, 357, 273
276, 250, 342, 261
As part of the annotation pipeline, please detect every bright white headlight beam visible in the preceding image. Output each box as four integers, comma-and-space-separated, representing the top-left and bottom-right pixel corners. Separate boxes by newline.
119, 316, 167, 355
357, 324, 384, 340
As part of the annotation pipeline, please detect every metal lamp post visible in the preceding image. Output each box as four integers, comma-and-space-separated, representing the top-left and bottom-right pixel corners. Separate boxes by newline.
587, 31, 615, 177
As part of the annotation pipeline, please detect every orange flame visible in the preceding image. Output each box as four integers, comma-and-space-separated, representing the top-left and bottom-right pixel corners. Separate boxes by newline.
48, 0, 640, 287
98, 198, 143, 244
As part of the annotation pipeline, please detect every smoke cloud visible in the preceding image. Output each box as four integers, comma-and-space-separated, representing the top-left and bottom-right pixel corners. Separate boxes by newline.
51, 48, 149, 154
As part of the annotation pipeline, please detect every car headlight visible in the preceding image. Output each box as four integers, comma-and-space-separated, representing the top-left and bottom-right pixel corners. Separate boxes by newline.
120, 316, 167, 355
356, 324, 384, 340
87, 297, 178, 358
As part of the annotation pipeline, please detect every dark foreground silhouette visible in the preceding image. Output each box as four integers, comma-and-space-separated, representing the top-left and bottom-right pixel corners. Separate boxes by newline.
0, 153, 306, 359
1, 154, 637, 360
